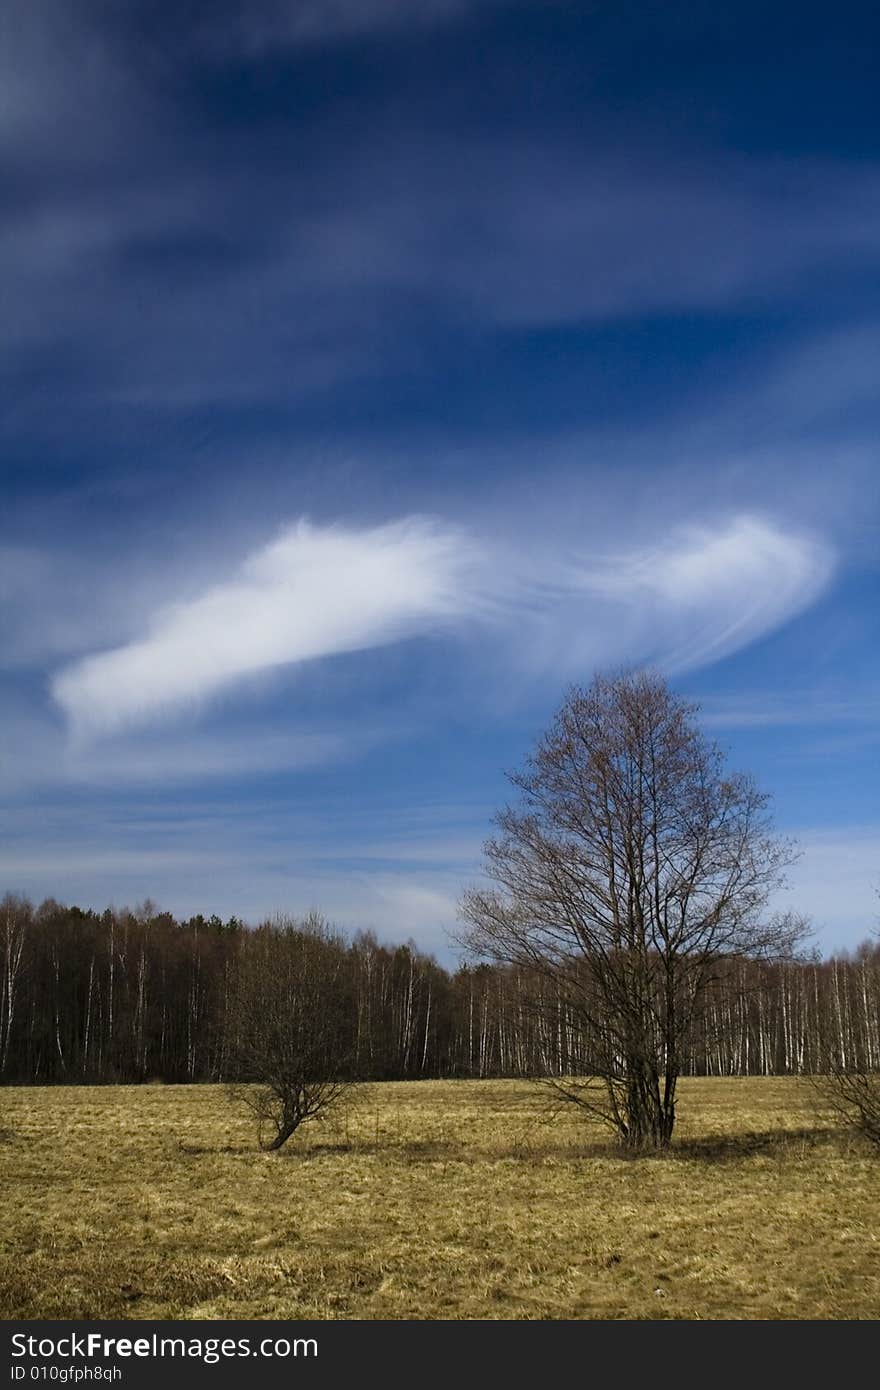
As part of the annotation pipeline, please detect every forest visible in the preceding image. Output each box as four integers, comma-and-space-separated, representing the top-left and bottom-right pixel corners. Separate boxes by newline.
2, 892, 878, 1087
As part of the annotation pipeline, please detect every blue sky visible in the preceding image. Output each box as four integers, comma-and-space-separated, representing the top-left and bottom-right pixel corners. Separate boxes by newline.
2, 0, 878, 961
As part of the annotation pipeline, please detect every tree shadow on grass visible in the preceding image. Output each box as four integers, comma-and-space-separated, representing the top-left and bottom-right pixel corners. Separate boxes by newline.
493, 1125, 848, 1163
175, 1125, 859, 1164
670, 1125, 842, 1162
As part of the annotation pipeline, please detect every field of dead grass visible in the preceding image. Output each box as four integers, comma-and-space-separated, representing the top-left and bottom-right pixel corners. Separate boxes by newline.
0, 1077, 877, 1320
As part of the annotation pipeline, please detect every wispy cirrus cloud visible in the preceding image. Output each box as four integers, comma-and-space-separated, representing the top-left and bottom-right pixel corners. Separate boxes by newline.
52, 517, 477, 737
199, 0, 525, 53
2, 792, 873, 960
568, 514, 835, 674
695, 689, 880, 730
5, 114, 880, 413
50, 511, 834, 740
0, 705, 372, 793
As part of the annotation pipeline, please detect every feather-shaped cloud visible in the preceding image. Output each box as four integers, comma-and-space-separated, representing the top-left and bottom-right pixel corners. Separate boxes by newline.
52, 517, 475, 736
51, 512, 834, 738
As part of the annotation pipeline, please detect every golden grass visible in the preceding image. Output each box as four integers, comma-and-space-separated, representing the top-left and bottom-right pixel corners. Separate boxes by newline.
0, 1077, 877, 1320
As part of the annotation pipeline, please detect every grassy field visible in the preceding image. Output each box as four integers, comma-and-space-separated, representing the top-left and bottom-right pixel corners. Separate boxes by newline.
0, 1077, 877, 1320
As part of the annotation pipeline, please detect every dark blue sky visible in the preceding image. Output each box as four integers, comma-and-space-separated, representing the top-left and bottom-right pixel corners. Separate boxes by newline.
2, 0, 878, 958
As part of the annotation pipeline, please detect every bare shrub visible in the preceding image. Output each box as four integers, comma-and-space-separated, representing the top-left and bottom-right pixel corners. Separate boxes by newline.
227, 913, 357, 1150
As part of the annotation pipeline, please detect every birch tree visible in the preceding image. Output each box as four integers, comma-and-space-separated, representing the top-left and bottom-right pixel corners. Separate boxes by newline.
814, 911, 880, 1147
0, 895, 29, 1077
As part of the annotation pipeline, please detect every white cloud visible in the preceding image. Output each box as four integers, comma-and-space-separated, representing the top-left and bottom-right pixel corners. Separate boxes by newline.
52, 517, 477, 736
49, 511, 834, 739
549, 514, 834, 676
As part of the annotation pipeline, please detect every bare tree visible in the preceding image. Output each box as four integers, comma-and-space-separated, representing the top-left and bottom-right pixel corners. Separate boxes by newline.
458, 671, 804, 1151
0, 895, 29, 1078
813, 907, 880, 1148
815, 1057, 880, 1146
227, 913, 357, 1150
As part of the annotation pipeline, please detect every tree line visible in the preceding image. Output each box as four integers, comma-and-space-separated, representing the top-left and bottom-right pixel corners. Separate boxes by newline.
2, 891, 877, 1087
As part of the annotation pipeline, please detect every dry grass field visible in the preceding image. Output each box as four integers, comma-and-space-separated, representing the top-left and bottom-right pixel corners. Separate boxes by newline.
0, 1078, 877, 1320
